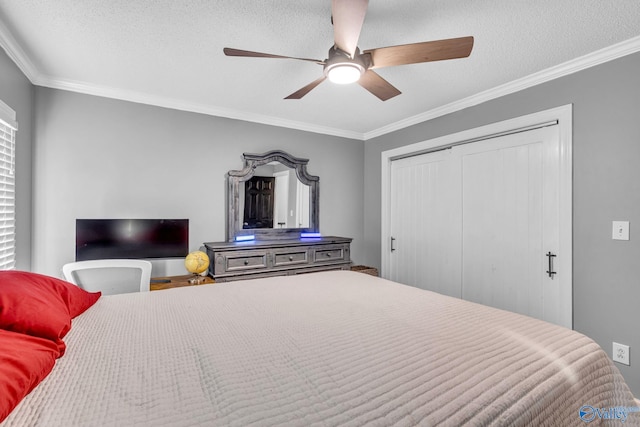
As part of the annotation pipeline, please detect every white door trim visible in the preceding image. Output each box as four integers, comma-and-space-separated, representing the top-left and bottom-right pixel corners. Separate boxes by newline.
381, 104, 573, 326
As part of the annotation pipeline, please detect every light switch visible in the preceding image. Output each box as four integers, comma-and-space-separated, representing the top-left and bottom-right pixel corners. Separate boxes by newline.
612, 221, 630, 240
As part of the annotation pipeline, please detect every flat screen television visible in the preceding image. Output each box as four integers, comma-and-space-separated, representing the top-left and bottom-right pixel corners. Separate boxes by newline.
76, 219, 189, 261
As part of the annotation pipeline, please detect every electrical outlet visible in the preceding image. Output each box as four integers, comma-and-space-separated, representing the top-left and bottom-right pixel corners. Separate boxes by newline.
613, 342, 630, 365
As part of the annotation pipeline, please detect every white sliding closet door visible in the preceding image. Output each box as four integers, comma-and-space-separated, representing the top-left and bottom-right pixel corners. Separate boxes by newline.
458, 126, 562, 324
388, 124, 570, 327
388, 149, 462, 298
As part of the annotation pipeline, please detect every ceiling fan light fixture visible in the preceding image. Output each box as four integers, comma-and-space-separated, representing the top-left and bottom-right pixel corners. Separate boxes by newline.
326, 63, 364, 84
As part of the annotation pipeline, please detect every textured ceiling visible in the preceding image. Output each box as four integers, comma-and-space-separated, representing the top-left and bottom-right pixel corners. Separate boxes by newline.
1, 1, 640, 139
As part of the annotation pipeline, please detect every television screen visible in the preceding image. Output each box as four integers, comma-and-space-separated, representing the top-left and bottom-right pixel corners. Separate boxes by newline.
76, 219, 189, 261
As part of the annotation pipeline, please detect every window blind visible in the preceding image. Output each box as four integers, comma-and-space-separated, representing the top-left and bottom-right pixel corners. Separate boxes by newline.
0, 105, 16, 270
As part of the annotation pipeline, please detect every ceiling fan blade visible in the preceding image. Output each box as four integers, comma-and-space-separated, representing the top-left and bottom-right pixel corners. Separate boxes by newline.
331, 0, 368, 57
364, 36, 474, 69
285, 76, 327, 99
223, 48, 324, 65
357, 70, 401, 101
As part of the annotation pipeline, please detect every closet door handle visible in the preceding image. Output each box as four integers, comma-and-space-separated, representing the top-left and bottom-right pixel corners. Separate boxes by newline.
391, 237, 396, 252
546, 252, 556, 279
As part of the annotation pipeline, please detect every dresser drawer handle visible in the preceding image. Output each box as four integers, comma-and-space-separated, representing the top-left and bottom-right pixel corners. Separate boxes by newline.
326, 253, 332, 257
289, 256, 294, 261
244, 260, 249, 265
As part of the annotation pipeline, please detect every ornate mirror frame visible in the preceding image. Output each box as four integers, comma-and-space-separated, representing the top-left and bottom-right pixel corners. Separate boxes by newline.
227, 150, 319, 241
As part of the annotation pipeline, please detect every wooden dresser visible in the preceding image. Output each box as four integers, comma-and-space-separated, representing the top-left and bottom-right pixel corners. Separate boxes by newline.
203, 236, 352, 282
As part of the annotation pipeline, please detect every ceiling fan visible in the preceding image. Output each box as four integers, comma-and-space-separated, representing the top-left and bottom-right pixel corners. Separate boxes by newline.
223, 0, 474, 101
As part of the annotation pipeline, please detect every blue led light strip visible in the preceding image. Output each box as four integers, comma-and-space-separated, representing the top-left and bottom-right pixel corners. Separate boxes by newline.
300, 232, 322, 238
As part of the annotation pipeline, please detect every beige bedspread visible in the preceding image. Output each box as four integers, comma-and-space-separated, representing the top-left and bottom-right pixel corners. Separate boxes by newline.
4, 271, 638, 426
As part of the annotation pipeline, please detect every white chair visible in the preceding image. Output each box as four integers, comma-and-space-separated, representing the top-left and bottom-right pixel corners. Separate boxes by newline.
62, 259, 152, 295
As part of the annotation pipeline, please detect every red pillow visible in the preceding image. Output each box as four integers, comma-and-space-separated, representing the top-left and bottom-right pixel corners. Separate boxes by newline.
0, 271, 101, 356
0, 329, 60, 423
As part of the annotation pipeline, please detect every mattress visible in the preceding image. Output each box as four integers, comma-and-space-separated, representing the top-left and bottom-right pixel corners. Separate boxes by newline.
3, 271, 638, 426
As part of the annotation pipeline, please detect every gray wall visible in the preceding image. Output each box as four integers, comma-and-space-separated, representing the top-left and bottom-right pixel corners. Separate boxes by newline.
363, 52, 640, 395
32, 88, 364, 277
0, 48, 33, 271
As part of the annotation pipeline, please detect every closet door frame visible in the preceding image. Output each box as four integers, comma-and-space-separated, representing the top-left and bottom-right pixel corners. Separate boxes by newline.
381, 104, 573, 326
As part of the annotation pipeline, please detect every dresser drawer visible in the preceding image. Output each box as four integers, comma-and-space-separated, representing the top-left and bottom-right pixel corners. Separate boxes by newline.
273, 250, 308, 267
217, 252, 268, 273
314, 245, 348, 263
227, 254, 267, 270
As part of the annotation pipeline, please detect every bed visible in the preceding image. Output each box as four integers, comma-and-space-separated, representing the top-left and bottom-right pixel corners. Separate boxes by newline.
1, 270, 638, 426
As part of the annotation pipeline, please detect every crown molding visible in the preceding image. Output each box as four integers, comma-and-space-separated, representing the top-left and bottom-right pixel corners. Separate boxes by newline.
34, 75, 364, 141
2, 14, 638, 142
0, 17, 362, 141
0, 19, 40, 84
364, 35, 640, 140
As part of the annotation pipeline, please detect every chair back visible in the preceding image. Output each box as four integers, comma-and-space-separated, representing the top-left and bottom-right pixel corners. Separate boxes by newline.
62, 259, 152, 295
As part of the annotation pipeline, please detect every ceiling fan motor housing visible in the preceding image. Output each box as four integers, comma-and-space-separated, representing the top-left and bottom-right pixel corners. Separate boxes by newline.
323, 46, 370, 83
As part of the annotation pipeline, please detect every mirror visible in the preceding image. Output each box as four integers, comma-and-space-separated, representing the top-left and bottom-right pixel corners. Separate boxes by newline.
239, 164, 310, 229
227, 150, 319, 241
